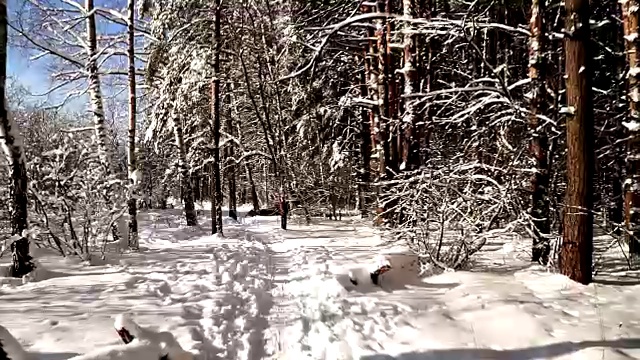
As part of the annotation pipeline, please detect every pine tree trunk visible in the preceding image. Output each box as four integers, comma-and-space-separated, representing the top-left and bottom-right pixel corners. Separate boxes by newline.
376, 0, 390, 181
226, 83, 237, 221
385, 0, 399, 176
374, 0, 390, 224
0, 0, 32, 277
610, 0, 626, 236
402, 0, 421, 171
621, 0, 640, 255
529, 0, 551, 264
234, 113, 260, 212
358, 57, 371, 218
611, 141, 625, 234
419, 0, 434, 166
279, 176, 287, 230
126, 0, 138, 249
559, 0, 594, 284
210, 0, 223, 235
363, 4, 383, 224
246, 163, 260, 211
173, 118, 197, 226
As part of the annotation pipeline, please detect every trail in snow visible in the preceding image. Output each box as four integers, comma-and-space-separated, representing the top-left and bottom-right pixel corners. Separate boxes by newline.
264, 224, 445, 360
263, 220, 640, 360
2, 212, 640, 360
128, 222, 275, 360
0, 211, 280, 360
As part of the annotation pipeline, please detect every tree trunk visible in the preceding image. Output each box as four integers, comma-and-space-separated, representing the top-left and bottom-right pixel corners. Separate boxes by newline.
0, 0, 33, 277
193, 175, 201, 203
86, 0, 121, 242
385, 0, 399, 176
279, 176, 287, 230
376, 0, 390, 181
419, 1, 435, 167
86, 0, 114, 170
402, 0, 421, 171
173, 117, 197, 226
611, 142, 625, 235
246, 163, 260, 211
529, 0, 551, 264
226, 83, 237, 221
559, 0, 594, 285
358, 56, 371, 218
126, 0, 138, 249
610, 0, 626, 236
234, 110, 260, 212
361, 4, 382, 224
621, 0, 640, 255
210, 0, 223, 235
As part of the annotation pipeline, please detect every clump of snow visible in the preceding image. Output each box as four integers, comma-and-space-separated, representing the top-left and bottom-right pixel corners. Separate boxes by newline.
129, 169, 143, 185
113, 314, 193, 360
0, 110, 28, 165
623, 120, 640, 132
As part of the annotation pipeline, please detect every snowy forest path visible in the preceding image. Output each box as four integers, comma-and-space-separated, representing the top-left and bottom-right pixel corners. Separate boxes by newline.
260, 227, 325, 358
259, 219, 426, 359
128, 214, 277, 360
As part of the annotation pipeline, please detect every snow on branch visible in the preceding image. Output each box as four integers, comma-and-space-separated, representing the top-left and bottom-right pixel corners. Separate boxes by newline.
8, 22, 85, 68
279, 12, 398, 81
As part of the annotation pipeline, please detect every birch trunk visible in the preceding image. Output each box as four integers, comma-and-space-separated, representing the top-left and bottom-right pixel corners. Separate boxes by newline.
621, 0, 640, 255
559, 0, 594, 285
0, 0, 33, 277
210, 0, 223, 235
86, 0, 114, 171
126, 0, 138, 249
528, 0, 551, 264
172, 118, 197, 226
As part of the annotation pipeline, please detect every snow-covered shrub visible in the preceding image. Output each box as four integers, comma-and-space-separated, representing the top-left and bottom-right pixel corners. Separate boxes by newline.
376, 84, 531, 268
136, 141, 177, 209
381, 162, 522, 271
28, 131, 127, 260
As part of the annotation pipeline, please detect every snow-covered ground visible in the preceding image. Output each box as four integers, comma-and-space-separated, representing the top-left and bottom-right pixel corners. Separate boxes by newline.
1, 209, 640, 359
